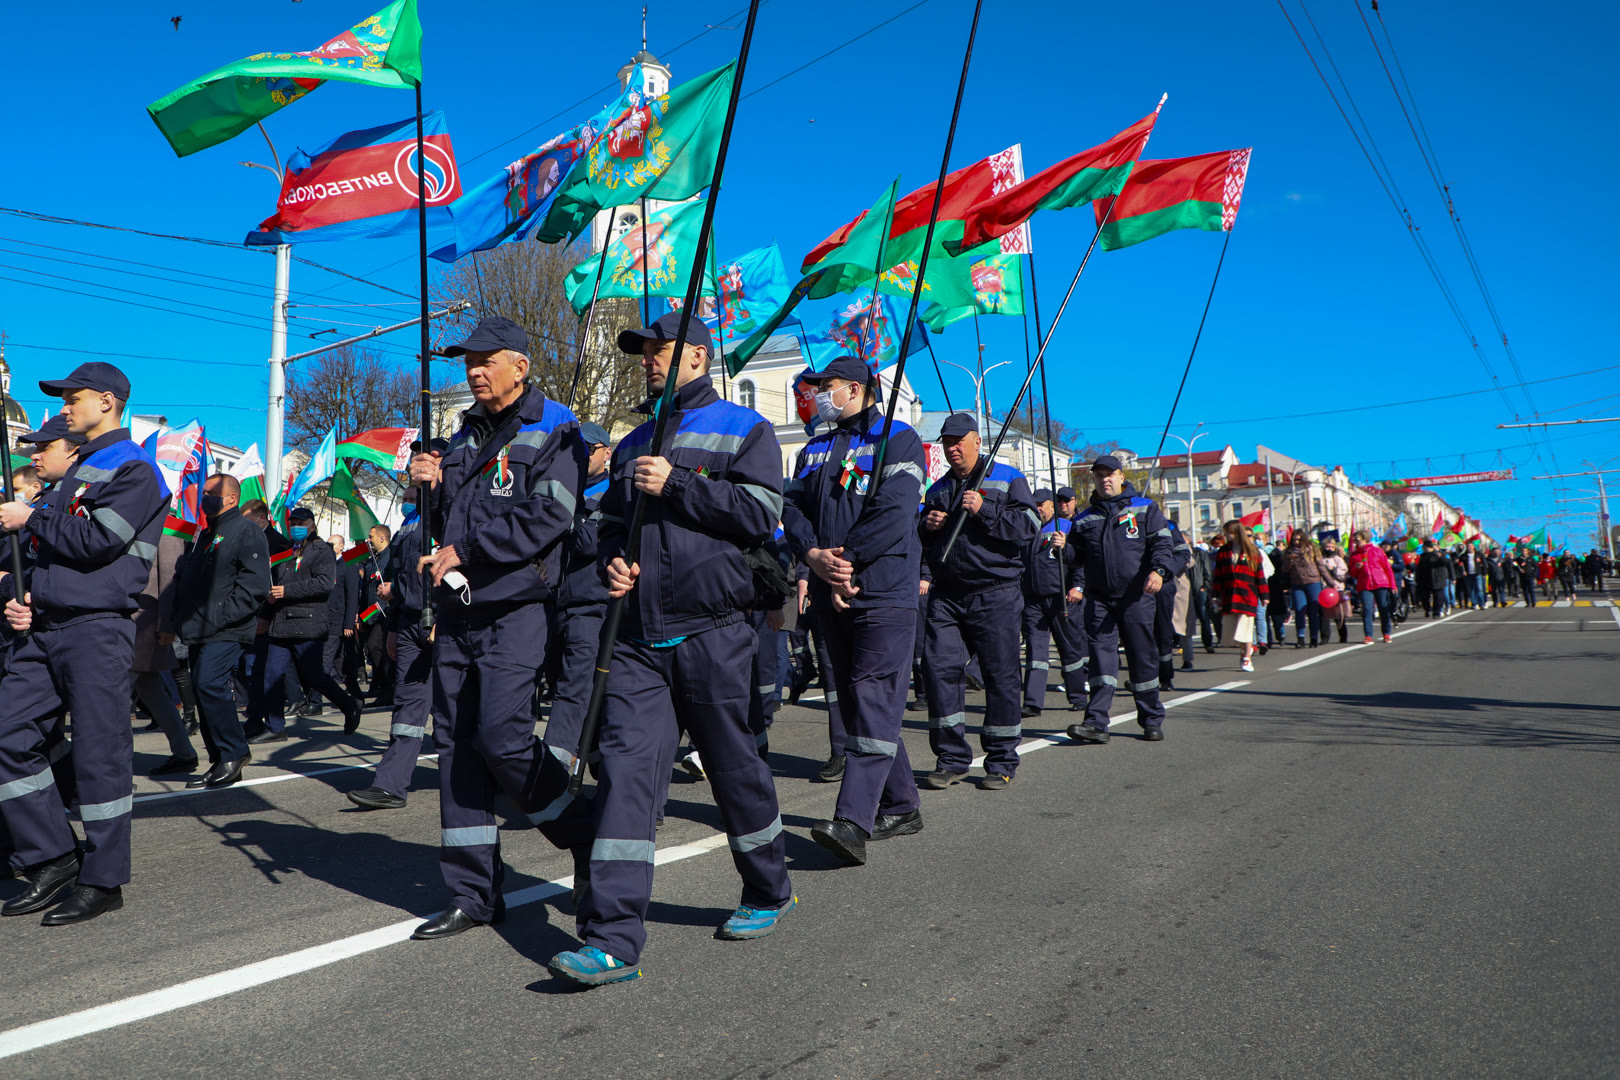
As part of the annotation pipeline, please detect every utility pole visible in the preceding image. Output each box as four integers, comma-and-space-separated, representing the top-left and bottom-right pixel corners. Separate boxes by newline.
266, 244, 290, 498
1533, 464, 1620, 560
1164, 425, 1208, 531
1264, 453, 1277, 544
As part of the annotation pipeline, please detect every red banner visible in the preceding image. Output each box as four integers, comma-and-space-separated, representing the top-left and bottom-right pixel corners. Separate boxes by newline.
1373, 470, 1513, 490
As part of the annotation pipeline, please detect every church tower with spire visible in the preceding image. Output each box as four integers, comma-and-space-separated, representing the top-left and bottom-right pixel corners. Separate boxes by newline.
588, 8, 686, 254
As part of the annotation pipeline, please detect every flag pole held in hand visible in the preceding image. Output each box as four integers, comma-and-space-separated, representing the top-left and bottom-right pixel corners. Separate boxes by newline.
569, 0, 765, 797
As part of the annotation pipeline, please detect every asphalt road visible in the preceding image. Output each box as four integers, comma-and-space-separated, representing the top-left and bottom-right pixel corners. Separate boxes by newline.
2, 595, 1616, 1079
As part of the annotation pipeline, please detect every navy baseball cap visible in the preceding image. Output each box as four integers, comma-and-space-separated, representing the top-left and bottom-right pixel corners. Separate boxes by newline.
617, 311, 714, 356
288, 506, 316, 523
17, 415, 86, 447
442, 316, 529, 357
1091, 454, 1124, 472
1056, 485, 1077, 500
579, 421, 611, 448
799, 355, 875, 386
939, 412, 979, 438
1033, 488, 1055, 504
39, 361, 131, 401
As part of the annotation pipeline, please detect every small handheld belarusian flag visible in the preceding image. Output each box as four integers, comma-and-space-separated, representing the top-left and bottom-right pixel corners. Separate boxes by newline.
341, 542, 371, 564
162, 514, 200, 542
358, 602, 383, 625
269, 548, 299, 568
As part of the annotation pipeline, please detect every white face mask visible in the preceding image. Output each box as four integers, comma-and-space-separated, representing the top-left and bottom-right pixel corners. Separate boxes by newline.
814, 384, 850, 424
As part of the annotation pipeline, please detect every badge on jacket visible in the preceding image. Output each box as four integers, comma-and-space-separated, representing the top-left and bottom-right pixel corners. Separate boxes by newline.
482, 448, 514, 498
1118, 510, 1139, 539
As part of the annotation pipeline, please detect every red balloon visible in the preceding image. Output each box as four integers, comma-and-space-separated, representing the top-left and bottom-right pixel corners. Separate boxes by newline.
1318, 588, 1341, 609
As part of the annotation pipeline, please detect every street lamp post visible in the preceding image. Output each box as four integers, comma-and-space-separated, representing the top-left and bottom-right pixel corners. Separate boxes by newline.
1163, 425, 1209, 532
939, 356, 1013, 437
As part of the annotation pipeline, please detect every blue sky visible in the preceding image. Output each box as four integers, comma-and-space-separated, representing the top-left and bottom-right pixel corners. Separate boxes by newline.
3, 0, 1616, 544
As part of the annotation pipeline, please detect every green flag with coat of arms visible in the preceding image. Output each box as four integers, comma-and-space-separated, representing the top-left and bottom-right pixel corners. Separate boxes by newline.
564, 200, 716, 315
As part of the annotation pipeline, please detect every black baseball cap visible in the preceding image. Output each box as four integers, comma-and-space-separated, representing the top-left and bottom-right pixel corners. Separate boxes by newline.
1091, 454, 1124, 472
939, 412, 979, 438
442, 316, 529, 357
579, 421, 611, 448
17, 415, 87, 446
1033, 487, 1055, 504
288, 506, 316, 523
39, 361, 131, 401
799, 355, 875, 387
1056, 485, 1077, 500
617, 311, 714, 356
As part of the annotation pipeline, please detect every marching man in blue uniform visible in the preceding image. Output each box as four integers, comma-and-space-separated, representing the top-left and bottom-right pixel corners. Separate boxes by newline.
346, 442, 441, 811
781, 355, 926, 867
0, 362, 168, 925
1020, 488, 1089, 717
407, 317, 593, 941
549, 312, 794, 987
1066, 454, 1181, 743
918, 412, 1039, 790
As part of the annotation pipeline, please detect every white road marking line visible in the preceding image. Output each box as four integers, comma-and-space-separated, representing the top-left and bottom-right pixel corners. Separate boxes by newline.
0, 832, 733, 1061
1611, 607, 1620, 632
133, 755, 440, 807
1277, 611, 1470, 671
967, 680, 1251, 768
1553, 599, 1572, 608
1499, 620, 1618, 626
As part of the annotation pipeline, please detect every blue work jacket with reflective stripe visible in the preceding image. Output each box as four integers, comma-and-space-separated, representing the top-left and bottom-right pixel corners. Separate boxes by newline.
383, 511, 426, 631
782, 405, 925, 610
431, 388, 585, 614
598, 374, 784, 642
921, 460, 1039, 594
25, 428, 169, 623
558, 472, 611, 610
1023, 516, 1080, 599
1071, 483, 1177, 602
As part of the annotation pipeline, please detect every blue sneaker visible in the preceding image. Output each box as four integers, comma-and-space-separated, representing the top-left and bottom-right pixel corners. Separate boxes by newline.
547, 946, 641, 986
718, 895, 797, 940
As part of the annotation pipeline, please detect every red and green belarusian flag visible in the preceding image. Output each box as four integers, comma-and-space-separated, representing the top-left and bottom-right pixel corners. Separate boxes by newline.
147, 0, 423, 158
341, 542, 371, 564
1093, 148, 1252, 251
949, 108, 1162, 253
269, 548, 299, 568
359, 602, 383, 625
336, 428, 417, 470
162, 514, 200, 542
328, 460, 382, 540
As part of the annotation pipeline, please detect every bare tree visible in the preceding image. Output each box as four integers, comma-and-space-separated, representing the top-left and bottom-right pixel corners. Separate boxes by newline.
995, 400, 1085, 455
432, 241, 647, 432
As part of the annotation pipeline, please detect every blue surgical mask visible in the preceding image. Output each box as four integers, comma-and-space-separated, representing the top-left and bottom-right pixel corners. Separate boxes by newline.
289, 526, 310, 542
401, 502, 417, 519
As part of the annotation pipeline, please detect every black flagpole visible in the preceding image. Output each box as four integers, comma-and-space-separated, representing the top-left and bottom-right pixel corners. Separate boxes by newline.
1024, 249, 1063, 604
1145, 229, 1233, 477
859, 0, 985, 515
0, 391, 27, 633
415, 82, 437, 632
935, 161, 1134, 565
567, 243, 611, 412
570, 0, 763, 796
923, 337, 955, 414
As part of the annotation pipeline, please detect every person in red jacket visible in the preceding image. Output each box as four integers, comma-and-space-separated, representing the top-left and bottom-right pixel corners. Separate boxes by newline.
1348, 530, 1397, 643
1212, 520, 1269, 673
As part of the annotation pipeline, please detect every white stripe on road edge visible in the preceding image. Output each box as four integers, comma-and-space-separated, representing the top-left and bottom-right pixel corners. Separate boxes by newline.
1278, 611, 1470, 672
1612, 607, 1620, 632
0, 831, 732, 1061
132, 754, 441, 807
968, 681, 1252, 768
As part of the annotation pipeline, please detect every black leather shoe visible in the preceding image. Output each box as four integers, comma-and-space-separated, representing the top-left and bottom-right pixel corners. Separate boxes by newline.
1180, 661, 1195, 670
1020, 704, 1042, 719
41, 884, 123, 926
815, 754, 846, 782
186, 757, 248, 789
870, 808, 923, 841
248, 729, 288, 745
919, 768, 966, 790
906, 696, 926, 711
1066, 725, 1110, 744
346, 786, 406, 810
1142, 727, 1166, 742
148, 755, 199, 778
412, 907, 486, 940
2, 853, 80, 916
342, 702, 363, 735
810, 818, 868, 865
295, 703, 323, 719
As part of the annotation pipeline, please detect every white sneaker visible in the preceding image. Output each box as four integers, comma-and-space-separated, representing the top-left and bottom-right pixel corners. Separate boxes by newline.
1240, 658, 1254, 672
678, 748, 706, 780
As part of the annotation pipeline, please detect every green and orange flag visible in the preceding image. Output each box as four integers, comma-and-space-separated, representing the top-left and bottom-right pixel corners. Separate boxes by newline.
1094, 149, 1253, 251
147, 0, 424, 158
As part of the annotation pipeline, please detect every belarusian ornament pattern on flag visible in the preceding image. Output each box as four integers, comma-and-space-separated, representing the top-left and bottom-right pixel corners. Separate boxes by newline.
989, 145, 1033, 255
1222, 148, 1252, 231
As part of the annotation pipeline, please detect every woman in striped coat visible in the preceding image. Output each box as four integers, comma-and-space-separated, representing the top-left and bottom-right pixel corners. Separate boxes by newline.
1213, 520, 1270, 673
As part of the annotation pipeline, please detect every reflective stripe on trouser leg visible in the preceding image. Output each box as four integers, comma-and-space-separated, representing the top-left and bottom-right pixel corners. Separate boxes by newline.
1051, 597, 1091, 707
373, 623, 432, 799
678, 621, 791, 909
580, 638, 686, 966
823, 607, 918, 834
812, 616, 847, 756
544, 603, 604, 758
963, 586, 1024, 776
432, 622, 503, 922
1021, 599, 1050, 710
1119, 598, 1167, 726
747, 608, 780, 741
922, 590, 972, 773
1083, 597, 1123, 731
58, 619, 138, 888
